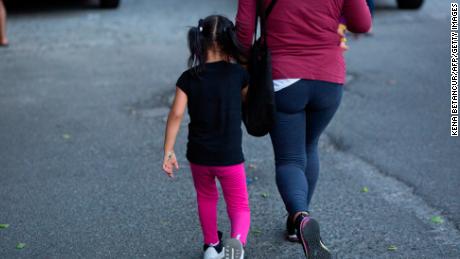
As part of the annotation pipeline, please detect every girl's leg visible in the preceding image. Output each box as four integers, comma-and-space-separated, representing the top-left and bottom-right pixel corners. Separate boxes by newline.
0, 0, 7, 45
305, 82, 343, 207
215, 163, 250, 245
190, 163, 220, 245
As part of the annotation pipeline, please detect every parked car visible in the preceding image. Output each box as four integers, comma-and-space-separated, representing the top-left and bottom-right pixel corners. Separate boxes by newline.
396, 0, 423, 9
4, 0, 120, 9
100, 0, 119, 8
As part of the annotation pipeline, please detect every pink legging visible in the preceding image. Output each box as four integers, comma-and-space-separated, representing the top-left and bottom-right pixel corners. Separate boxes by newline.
190, 163, 250, 245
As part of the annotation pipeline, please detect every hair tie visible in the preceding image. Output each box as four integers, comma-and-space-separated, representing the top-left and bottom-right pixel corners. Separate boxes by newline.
226, 23, 235, 33
198, 19, 204, 32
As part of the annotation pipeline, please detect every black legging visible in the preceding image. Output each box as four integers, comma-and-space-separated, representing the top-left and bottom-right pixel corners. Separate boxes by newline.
367, 0, 375, 16
269, 79, 342, 215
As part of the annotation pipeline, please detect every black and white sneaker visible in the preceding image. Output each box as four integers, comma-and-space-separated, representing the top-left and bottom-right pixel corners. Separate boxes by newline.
203, 231, 225, 259
297, 215, 331, 259
224, 238, 244, 259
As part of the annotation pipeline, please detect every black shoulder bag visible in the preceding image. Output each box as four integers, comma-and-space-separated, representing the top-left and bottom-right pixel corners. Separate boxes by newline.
243, 0, 278, 137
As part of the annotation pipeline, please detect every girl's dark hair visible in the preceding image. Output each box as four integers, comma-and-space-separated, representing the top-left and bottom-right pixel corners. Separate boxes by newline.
187, 15, 245, 75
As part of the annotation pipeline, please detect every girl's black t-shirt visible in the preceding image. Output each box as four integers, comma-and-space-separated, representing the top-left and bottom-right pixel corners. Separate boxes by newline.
176, 61, 249, 166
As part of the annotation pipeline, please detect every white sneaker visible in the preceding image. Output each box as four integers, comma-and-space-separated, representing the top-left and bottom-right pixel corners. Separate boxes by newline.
224, 238, 244, 259
203, 245, 224, 259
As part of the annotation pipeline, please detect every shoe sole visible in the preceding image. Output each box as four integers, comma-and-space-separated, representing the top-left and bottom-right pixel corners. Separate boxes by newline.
299, 218, 331, 259
224, 238, 244, 259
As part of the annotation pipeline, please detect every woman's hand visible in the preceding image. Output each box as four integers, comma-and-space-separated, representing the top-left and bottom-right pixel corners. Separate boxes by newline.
162, 151, 179, 178
337, 23, 349, 51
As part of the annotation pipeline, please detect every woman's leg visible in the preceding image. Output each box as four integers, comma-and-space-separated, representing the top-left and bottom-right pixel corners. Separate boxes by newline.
305, 82, 343, 207
270, 111, 309, 214
270, 81, 310, 215
190, 163, 220, 245
366, 0, 375, 16
0, 0, 8, 45
215, 163, 250, 245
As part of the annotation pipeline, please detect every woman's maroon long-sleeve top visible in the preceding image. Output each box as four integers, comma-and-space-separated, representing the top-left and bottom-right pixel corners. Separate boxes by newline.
236, 0, 372, 84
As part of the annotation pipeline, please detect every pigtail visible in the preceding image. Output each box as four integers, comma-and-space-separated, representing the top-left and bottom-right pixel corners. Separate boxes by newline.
224, 25, 246, 64
187, 19, 205, 75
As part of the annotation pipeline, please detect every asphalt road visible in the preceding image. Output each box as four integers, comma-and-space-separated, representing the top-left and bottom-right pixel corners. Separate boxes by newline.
327, 0, 460, 228
1, 0, 459, 258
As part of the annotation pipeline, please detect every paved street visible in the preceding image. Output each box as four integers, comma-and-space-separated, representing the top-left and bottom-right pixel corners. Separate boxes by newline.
1, 0, 459, 258
328, 0, 460, 231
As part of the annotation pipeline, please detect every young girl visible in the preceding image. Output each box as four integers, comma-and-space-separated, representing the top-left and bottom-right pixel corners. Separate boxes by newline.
162, 15, 250, 259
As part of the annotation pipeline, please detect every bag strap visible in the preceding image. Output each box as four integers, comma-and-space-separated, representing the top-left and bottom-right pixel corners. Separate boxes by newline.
254, 0, 277, 45
265, 0, 277, 18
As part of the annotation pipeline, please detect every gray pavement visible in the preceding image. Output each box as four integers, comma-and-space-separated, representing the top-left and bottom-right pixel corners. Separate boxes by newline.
1, 0, 459, 258
328, 0, 460, 228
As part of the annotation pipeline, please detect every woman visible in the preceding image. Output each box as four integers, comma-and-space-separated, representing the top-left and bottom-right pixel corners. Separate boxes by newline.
236, 0, 371, 258
0, 0, 8, 47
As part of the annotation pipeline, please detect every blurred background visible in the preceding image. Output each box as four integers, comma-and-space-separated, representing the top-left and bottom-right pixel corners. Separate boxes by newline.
1, 0, 459, 258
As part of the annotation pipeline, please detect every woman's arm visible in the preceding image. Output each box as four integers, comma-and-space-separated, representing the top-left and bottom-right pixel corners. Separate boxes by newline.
343, 0, 372, 33
236, 0, 257, 57
162, 87, 187, 177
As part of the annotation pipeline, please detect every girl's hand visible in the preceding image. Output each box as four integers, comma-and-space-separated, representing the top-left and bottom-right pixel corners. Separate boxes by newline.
162, 151, 179, 178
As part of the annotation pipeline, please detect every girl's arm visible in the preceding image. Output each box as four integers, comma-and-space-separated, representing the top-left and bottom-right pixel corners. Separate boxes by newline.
242, 85, 249, 103
162, 87, 187, 177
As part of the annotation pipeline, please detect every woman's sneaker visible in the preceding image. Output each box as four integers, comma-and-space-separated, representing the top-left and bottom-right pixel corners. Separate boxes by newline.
286, 215, 299, 242
203, 231, 224, 259
224, 238, 244, 259
297, 214, 331, 259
